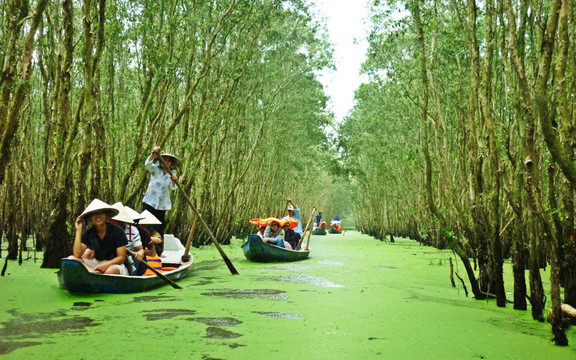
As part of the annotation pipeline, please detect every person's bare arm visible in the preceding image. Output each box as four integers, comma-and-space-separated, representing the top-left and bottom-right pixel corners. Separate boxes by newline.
148, 146, 161, 161
132, 245, 144, 261
94, 246, 126, 273
72, 217, 88, 258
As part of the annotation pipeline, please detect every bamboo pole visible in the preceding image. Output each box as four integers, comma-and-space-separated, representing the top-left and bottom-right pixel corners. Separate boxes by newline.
296, 207, 316, 250
181, 217, 198, 263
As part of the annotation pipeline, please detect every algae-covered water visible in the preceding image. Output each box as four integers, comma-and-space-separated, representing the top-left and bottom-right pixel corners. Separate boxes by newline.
1, 231, 575, 359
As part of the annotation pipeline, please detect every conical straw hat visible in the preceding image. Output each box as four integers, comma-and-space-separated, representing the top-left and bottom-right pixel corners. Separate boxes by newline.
79, 199, 119, 219
139, 210, 162, 225
110, 202, 134, 224
160, 152, 181, 169
124, 205, 145, 222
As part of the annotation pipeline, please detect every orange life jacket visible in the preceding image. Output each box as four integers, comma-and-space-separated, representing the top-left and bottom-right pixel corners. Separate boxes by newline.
143, 255, 163, 276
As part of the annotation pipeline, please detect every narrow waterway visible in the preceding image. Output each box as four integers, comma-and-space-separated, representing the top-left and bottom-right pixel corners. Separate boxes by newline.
1, 231, 575, 359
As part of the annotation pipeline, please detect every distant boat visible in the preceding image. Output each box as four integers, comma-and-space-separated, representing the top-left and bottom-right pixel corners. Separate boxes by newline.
328, 227, 342, 234
241, 234, 310, 262
312, 228, 326, 235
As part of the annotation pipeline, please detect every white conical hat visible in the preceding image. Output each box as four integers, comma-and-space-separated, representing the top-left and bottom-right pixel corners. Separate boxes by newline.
124, 205, 145, 222
139, 210, 162, 225
110, 202, 134, 224
79, 199, 119, 219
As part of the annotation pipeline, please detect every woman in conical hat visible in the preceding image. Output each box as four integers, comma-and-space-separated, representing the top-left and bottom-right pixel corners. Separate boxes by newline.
137, 210, 163, 259
110, 203, 155, 276
70, 199, 129, 275
141, 145, 179, 254
124, 205, 145, 223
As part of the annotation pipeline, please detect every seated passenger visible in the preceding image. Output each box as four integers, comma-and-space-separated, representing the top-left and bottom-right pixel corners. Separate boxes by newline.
250, 218, 268, 238
282, 218, 300, 250
109, 203, 151, 275
138, 210, 164, 257
262, 218, 285, 247
70, 199, 129, 275
137, 210, 164, 274
256, 223, 267, 238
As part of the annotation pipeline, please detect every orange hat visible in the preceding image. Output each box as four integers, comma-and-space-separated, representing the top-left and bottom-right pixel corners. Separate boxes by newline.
249, 218, 269, 226
264, 217, 285, 227
282, 217, 298, 229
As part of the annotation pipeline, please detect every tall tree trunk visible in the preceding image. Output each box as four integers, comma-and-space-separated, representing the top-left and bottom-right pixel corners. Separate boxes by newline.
547, 165, 568, 345
554, 0, 576, 308
0, 0, 48, 186
413, 0, 483, 299
504, 0, 547, 322
41, 0, 75, 268
478, 0, 505, 307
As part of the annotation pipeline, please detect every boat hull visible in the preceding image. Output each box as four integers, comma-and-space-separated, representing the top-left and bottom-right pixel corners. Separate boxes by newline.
312, 228, 326, 235
242, 235, 310, 262
328, 228, 342, 234
57, 257, 193, 294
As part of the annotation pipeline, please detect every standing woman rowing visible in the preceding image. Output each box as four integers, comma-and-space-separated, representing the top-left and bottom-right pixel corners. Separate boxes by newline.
142, 146, 180, 255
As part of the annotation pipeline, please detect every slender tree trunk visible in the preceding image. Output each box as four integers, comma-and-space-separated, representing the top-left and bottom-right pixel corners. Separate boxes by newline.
548, 165, 568, 345
504, 0, 546, 321
554, 0, 576, 308
0, 0, 49, 186
41, 0, 75, 268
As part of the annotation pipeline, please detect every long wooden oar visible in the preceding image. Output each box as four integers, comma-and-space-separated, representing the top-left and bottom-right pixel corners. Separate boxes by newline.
296, 206, 316, 250
181, 217, 198, 263
304, 220, 314, 251
127, 249, 182, 289
155, 152, 239, 275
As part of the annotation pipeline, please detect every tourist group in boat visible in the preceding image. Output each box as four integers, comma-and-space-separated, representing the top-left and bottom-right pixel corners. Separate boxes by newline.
251, 199, 305, 250
68, 146, 180, 276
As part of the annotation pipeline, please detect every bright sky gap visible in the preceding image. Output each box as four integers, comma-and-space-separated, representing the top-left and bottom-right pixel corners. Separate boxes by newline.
310, 0, 372, 124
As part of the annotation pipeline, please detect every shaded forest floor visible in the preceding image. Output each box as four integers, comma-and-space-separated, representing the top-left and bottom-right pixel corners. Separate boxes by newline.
0, 231, 575, 359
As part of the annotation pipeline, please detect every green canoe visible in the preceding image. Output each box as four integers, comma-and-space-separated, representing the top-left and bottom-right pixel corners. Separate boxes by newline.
241, 235, 310, 262
312, 228, 326, 235
57, 257, 193, 293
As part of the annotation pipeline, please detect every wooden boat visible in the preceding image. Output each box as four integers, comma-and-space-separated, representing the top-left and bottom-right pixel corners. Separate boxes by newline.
328, 227, 342, 234
57, 256, 193, 294
312, 228, 326, 235
241, 234, 310, 262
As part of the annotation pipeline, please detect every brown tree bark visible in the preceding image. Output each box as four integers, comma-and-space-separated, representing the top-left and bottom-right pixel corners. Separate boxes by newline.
41, 0, 76, 268
0, 0, 48, 186
413, 0, 484, 299
504, 0, 547, 322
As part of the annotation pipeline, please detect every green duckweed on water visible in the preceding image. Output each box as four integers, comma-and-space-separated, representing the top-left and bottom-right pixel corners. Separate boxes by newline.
1, 231, 575, 359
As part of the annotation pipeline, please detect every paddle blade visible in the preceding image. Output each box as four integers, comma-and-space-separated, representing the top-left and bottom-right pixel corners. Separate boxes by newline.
223, 255, 239, 275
